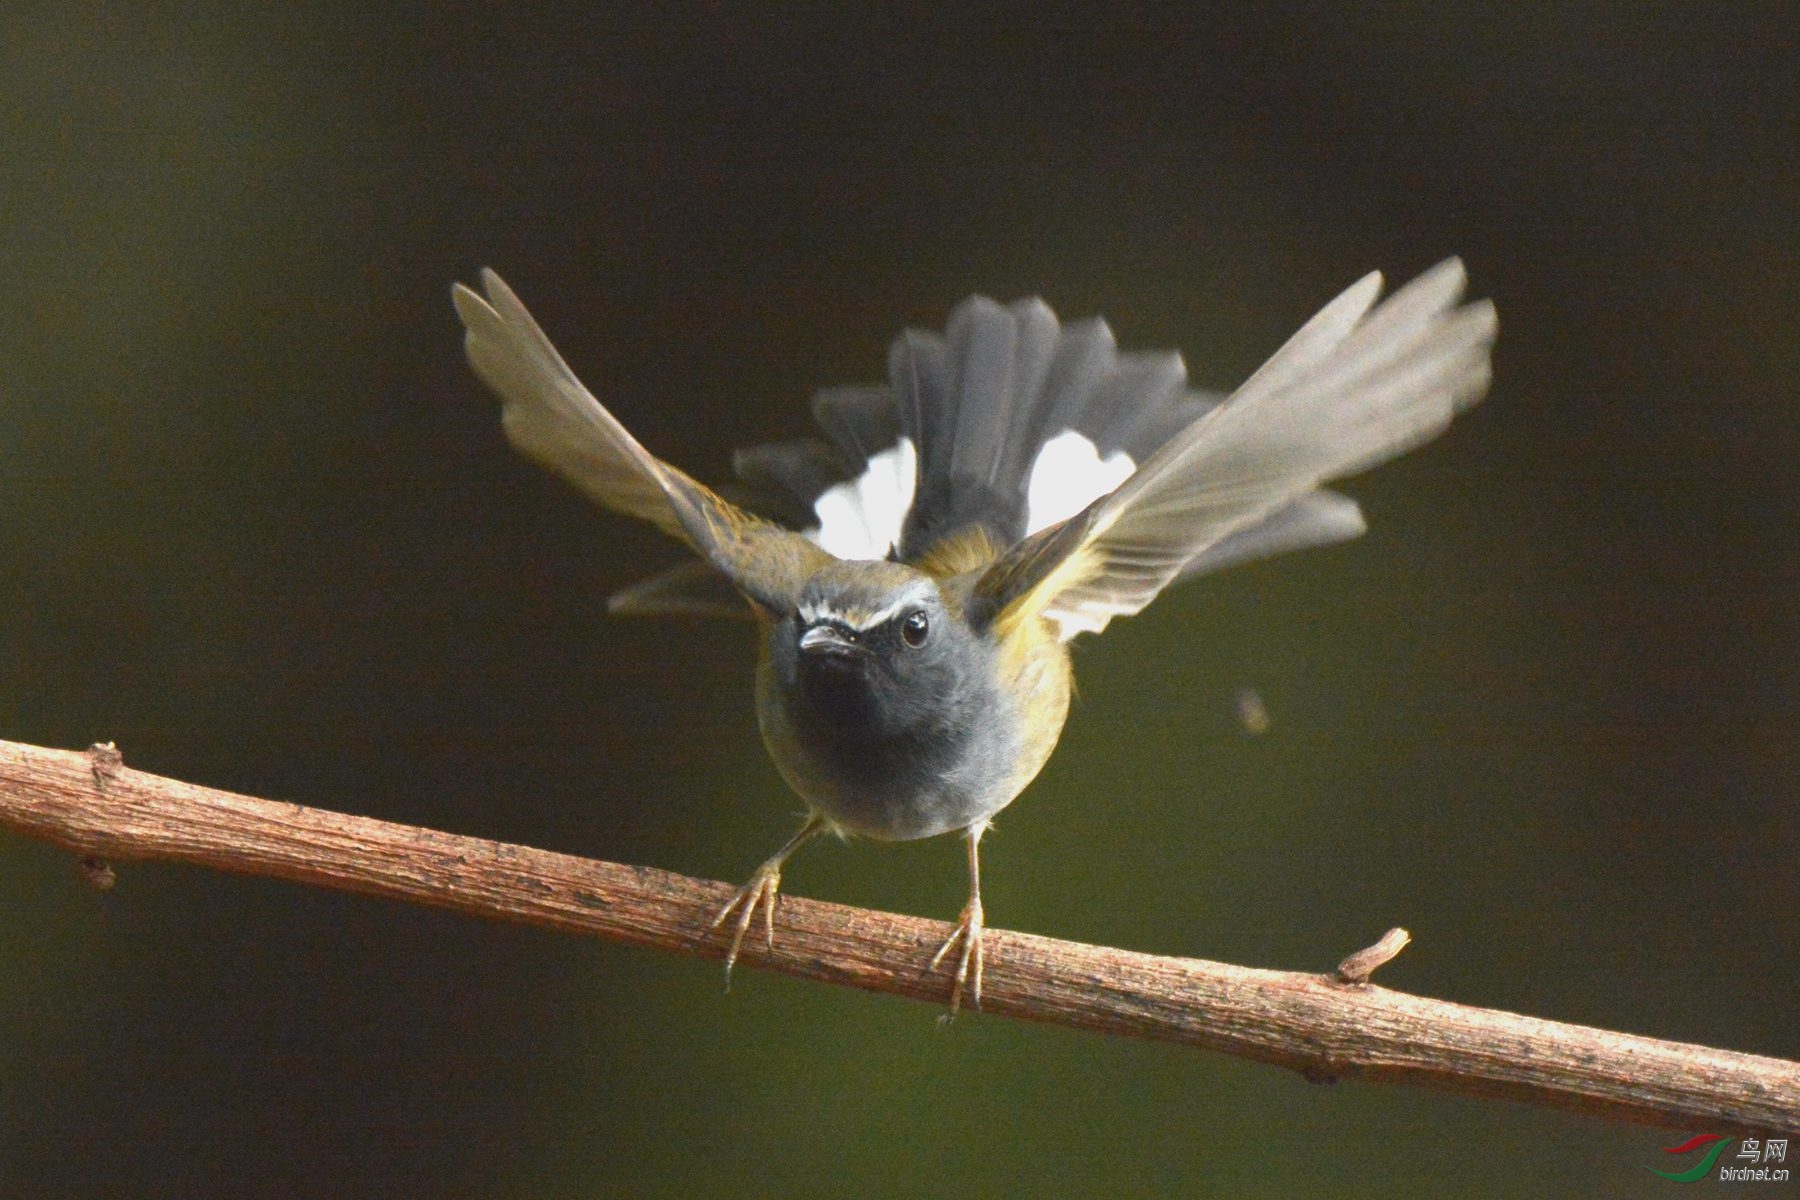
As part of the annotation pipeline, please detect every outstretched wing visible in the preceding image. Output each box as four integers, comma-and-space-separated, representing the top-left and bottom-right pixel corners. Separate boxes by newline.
969, 258, 1497, 638
452, 269, 832, 613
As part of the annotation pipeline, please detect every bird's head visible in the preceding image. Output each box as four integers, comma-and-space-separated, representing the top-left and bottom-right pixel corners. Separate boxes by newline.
774, 559, 984, 734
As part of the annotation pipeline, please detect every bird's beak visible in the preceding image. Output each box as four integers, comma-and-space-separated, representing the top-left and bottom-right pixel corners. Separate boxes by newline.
798, 624, 861, 657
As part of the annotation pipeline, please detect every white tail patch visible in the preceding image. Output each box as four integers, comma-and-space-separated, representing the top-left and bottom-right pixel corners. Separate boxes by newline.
808, 430, 1135, 562
1025, 430, 1135, 534
808, 438, 918, 560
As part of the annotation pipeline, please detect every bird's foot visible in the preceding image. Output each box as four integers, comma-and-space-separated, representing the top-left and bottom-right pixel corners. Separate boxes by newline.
710, 860, 785, 990
929, 897, 985, 1019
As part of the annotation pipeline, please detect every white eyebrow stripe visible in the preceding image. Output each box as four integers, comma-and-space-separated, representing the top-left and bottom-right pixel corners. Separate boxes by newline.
796, 593, 924, 631
851, 597, 916, 630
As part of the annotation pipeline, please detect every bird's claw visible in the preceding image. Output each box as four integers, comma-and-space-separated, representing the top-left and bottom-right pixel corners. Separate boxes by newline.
929, 898, 985, 1018
711, 862, 783, 990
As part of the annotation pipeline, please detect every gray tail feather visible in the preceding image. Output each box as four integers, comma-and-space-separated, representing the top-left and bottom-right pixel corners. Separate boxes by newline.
810, 385, 900, 466
730, 439, 845, 530
891, 297, 1203, 557
606, 297, 1372, 616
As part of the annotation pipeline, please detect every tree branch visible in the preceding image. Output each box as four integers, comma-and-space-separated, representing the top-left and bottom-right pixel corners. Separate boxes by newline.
2, 737, 1794, 1134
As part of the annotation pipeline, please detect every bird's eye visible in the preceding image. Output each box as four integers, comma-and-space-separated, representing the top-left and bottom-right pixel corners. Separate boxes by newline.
901, 610, 930, 648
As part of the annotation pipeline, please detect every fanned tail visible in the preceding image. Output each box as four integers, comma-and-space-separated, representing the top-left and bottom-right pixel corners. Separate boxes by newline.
607, 295, 1375, 614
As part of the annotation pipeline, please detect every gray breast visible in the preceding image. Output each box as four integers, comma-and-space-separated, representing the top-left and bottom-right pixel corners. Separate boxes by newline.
753, 638, 1024, 842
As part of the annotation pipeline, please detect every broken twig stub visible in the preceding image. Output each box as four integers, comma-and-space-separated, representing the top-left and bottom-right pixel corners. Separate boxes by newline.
1335, 927, 1412, 984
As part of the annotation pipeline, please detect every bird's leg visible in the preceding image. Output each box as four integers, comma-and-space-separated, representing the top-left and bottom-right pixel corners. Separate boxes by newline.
929, 822, 987, 1017
711, 814, 827, 989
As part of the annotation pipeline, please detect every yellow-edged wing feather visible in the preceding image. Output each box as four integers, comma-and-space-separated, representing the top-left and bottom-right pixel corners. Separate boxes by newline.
971, 258, 1497, 637
453, 270, 832, 612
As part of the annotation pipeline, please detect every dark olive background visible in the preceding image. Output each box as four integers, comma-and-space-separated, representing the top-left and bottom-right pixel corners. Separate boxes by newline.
1, 5, 1794, 1197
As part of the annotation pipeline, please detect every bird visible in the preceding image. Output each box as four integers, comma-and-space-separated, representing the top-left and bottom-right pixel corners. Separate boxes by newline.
452, 259, 1496, 1015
